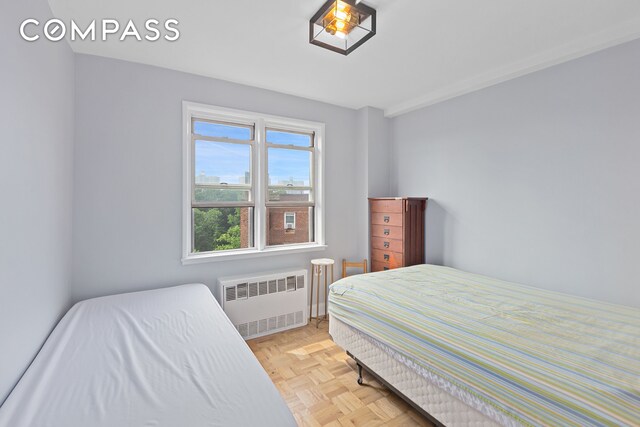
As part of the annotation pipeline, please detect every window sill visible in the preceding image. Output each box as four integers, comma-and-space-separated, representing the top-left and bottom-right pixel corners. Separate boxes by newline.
181, 243, 327, 265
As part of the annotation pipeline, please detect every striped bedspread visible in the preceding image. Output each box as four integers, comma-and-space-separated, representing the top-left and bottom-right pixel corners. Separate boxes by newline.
328, 264, 640, 426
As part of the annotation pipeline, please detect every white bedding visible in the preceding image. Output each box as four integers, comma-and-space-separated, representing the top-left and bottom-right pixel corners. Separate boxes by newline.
0, 284, 296, 427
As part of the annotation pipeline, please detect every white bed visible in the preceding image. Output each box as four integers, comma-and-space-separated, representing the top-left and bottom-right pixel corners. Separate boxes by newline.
0, 284, 296, 427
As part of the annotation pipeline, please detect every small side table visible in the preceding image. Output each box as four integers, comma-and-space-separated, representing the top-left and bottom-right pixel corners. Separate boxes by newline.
310, 258, 334, 327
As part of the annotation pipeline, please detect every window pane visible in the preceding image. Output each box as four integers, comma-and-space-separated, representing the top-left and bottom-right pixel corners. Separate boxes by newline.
268, 188, 311, 202
195, 140, 251, 185
192, 207, 253, 252
284, 212, 295, 229
194, 187, 250, 203
268, 148, 311, 186
266, 129, 312, 147
267, 207, 314, 246
193, 121, 252, 140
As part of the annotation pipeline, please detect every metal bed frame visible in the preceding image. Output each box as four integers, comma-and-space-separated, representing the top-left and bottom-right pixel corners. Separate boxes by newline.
346, 351, 445, 427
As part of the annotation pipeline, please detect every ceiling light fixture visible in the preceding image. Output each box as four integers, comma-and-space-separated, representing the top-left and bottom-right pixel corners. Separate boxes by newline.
309, 0, 376, 56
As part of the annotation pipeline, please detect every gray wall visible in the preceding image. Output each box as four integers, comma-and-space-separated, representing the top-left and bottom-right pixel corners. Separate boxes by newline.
355, 107, 392, 261
0, 0, 75, 404
364, 107, 392, 199
355, 109, 370, 259
391, 39, 640, 307
72, 55, 364, 302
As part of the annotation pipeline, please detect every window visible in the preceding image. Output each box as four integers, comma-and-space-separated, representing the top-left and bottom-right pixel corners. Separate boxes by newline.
284, 212, 296, 230
182, 102, 325, 263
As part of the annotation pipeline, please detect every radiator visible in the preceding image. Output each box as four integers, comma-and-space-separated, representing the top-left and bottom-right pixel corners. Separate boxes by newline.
218, 269, 308, 340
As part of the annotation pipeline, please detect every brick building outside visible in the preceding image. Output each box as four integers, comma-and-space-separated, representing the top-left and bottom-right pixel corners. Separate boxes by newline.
239, 194, 310, 247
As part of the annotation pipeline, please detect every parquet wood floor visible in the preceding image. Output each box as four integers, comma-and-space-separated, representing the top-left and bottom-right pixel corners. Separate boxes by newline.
248, 322, 434, 427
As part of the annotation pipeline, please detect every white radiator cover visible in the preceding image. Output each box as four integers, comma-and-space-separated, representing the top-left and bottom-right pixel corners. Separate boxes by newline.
218, 269, 308, 340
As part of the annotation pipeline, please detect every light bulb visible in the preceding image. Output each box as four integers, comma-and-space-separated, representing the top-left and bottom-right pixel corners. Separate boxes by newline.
335, 20, 346, 30
335, 10, 348, 20
335, 31, 346, 39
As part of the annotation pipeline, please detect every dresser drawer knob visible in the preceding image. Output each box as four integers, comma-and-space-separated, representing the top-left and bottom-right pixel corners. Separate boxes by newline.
383, 216, 390, 223
384, 254, 390, 261
383, 242, 389, 248
383, 229, 390, 235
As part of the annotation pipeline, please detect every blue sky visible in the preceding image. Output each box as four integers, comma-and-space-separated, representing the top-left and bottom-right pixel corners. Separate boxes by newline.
194, 122, 312, 185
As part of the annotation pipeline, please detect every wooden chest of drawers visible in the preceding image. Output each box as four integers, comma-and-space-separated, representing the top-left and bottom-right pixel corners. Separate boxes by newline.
369, 197, 427, 272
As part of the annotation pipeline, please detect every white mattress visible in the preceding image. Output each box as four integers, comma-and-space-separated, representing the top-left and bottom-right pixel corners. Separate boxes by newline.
330, 316, 498, 427
0, 284, 296, 427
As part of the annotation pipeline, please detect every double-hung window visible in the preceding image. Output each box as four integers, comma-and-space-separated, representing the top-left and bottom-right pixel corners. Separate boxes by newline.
182, 102, 325, 263
266, 128, 316, 246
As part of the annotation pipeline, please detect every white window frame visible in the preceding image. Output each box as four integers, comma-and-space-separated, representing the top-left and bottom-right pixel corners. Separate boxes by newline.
182, 101, 326, 264
284, 212, 296, 230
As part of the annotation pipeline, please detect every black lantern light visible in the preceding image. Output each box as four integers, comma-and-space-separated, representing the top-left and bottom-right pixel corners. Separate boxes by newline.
309, 0, 376, 55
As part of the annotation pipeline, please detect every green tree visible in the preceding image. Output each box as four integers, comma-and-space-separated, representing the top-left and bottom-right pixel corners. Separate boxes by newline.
193, 208, 225, 252
215, 224, 241, 250
192, 189, 244, 252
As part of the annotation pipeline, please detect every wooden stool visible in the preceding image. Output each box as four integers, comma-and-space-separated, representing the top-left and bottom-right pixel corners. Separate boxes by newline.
310, 258, 334, 327
342, 259, 368, 277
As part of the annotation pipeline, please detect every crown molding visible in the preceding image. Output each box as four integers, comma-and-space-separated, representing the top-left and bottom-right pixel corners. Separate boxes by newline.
385, 18, 640, 118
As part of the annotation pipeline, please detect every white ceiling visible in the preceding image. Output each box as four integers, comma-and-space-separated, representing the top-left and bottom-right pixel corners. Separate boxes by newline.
49, 0, 640, 116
